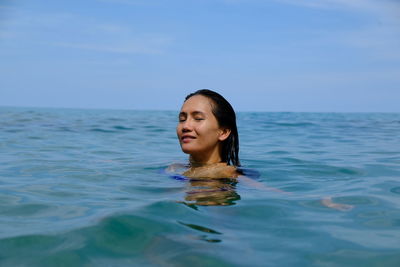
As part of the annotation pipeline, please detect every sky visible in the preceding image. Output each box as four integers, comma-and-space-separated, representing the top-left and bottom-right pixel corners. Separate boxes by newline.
0, 0, 399, 112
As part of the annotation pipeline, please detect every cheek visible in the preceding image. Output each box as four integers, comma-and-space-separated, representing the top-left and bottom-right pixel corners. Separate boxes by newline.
198, 126, 220, 141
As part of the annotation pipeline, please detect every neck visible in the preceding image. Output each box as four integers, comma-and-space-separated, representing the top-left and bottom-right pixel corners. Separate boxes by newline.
189, 154, 224, 168
188, 143, 224, 167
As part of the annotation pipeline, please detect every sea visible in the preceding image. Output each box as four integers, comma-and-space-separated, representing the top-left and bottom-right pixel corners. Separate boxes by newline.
0, 106, 399, 266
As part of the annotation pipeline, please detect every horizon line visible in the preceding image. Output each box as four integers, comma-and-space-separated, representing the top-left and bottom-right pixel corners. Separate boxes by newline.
1, 105, 399, 114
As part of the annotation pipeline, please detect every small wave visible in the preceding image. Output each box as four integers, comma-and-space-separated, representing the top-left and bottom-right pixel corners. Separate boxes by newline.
301, 164, 364, 177
15, 118, 33, 123
4, 129, 24, 133
280, 157, 307, 164
390, 187, 400, 194
27, 136, 43, 140
337, 167, 363, 175
89, 128, 117, 133
267, 150, 290, 155
178, 221, 222, 234
56, 126, 76, 132
113, 125, 134, 131
2, 203, 53, 217
270, 122, 317, 127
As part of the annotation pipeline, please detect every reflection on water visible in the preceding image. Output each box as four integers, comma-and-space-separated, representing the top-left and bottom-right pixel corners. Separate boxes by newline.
182, 178, 241, 207
178, 221, 223, 243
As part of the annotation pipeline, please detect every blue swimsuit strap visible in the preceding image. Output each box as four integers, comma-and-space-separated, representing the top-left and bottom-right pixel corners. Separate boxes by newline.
159, 168, 189, 181
170, 174, 189, 181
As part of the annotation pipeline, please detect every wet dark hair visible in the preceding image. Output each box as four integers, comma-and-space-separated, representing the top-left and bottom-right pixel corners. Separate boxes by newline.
184, 89, 240, 166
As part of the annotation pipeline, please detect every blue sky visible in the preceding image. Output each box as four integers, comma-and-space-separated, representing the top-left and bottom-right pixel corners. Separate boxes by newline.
0, 0, 399, 112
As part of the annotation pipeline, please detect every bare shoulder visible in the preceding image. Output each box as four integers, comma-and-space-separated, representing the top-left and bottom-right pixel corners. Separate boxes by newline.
166, 163, 187, 173
219, 165, 239, 178
183, 164, 239, 179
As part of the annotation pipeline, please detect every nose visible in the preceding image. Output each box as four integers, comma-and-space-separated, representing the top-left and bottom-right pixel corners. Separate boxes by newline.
181, 119, 193, 132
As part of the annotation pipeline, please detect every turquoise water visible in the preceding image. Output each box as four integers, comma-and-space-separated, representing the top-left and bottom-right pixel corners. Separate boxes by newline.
1, 107, 400, 266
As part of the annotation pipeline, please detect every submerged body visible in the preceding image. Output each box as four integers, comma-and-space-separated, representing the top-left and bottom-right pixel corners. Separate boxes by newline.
166, 163, 241, 206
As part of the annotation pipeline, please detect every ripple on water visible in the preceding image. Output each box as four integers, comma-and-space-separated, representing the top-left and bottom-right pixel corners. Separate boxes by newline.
112, 125, 134, 131
390, 186, 400, 194
89, 128, 117, 133
310, 249, 400, 267
1, 203, 53, 217
0, 210, 234, 266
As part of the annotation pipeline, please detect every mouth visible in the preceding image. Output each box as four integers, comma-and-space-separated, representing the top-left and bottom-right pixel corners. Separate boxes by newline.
181, 135, 196, 143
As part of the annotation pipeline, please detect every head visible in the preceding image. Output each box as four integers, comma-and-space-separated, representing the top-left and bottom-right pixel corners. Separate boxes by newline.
176, 89, 240, 166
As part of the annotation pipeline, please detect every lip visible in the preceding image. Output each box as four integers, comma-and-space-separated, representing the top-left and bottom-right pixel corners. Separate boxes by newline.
181, 134, 196, 143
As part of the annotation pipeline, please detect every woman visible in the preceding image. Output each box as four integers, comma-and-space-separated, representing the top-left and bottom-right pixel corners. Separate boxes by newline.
173, 89, 241, 179
169, 89, 354, 211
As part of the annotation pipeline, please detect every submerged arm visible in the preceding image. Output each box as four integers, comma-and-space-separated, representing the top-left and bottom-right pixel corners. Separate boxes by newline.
238, 175, 290, 194
238, 175, 353, 211
321, 196, 354, 211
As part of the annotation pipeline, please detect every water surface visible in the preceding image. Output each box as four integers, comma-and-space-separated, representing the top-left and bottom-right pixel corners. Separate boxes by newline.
1, 107, 399, 266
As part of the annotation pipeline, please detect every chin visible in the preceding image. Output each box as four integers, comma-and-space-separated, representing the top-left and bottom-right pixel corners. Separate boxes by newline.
180, 145, 199, 155
181, 147, 194, 154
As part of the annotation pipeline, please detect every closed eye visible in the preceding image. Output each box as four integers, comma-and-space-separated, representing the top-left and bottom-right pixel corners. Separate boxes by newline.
178, 112, 187, 122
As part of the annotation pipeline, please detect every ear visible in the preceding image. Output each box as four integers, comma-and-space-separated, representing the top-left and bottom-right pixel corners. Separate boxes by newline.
218, 128, 231, 141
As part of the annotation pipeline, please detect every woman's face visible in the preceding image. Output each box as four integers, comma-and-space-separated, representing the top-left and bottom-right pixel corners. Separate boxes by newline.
177, 95, 229, 161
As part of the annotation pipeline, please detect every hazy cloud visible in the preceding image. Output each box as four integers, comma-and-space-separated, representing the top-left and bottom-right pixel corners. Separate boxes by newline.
54, 36, 173, 55
276, 0, 400, 60
96, 0, 159, 6
277, 0, 400, 25
1, 10, 173, 55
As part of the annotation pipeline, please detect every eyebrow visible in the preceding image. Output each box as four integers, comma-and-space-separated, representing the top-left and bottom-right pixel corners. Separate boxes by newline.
179, 111, 205, 116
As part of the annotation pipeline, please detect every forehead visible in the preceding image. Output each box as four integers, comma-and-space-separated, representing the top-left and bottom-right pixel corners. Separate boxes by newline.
180, 95, 214, 113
